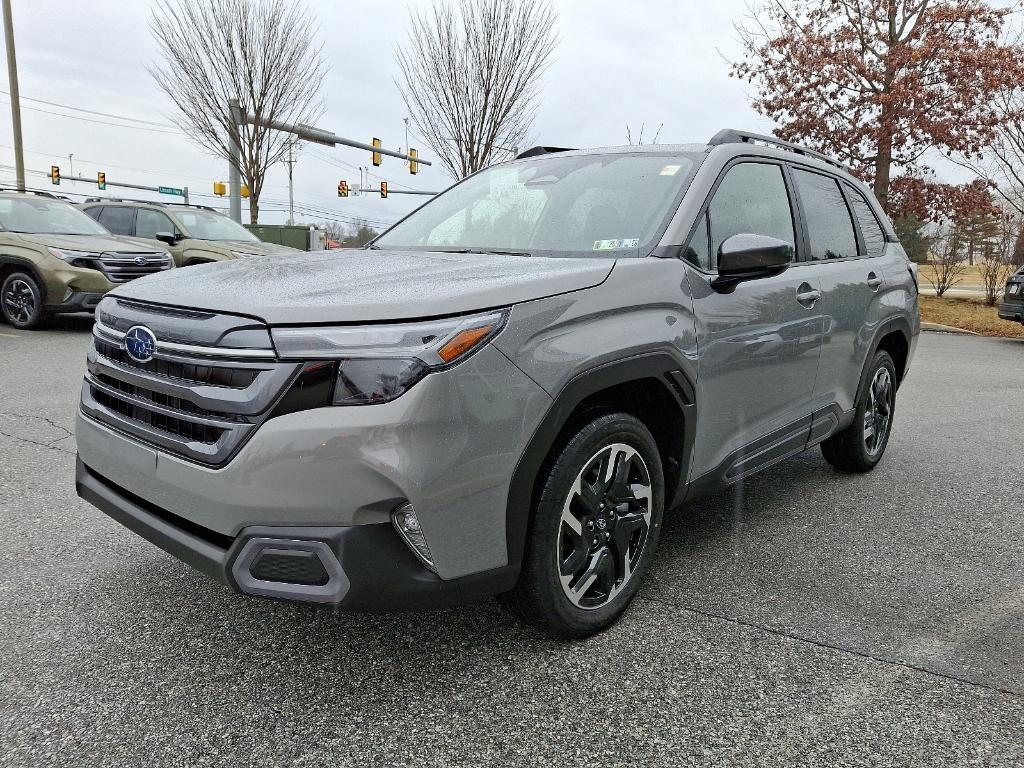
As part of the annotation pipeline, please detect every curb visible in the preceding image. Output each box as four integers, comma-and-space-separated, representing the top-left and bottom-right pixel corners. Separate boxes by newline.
921, 322, 980, 336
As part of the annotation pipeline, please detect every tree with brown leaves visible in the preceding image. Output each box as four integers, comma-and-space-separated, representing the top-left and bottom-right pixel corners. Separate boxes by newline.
732, 0, 1024, 219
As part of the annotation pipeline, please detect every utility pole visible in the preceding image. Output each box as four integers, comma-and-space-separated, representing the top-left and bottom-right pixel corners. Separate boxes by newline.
68, 153, 74, 177
228, 97, 242, 223
2, 0, 25, 191
283, 139, 297, 225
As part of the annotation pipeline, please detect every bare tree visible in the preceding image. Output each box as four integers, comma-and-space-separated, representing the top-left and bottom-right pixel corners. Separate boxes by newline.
979, 214, 1017, 306
395, 0, 558, 180
956, 89, 1024, 219
926, 228, 969, 298
149, 0, 326, 224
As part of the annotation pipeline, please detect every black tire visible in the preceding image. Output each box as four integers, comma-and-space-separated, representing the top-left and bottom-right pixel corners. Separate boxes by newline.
821, 350, 897, 473
503, 412, 665, 639
1, 271, 47, 330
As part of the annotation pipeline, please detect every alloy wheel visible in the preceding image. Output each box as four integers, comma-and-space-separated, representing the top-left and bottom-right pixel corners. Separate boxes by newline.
3, 278, 36, 326
863, 366, 894, 456
557, 443, 653, 610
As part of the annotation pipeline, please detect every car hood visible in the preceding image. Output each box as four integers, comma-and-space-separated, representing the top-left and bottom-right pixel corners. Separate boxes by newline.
193, 239, 299, 255
16, 232, 168, 253
110, 248, 616, 324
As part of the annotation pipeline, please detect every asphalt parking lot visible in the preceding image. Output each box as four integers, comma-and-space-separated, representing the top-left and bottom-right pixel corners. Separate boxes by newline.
1, 319, 1022, 767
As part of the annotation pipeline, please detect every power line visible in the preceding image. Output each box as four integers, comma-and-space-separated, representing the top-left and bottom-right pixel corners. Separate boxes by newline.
0, 97, 184, 136
0, 90, 176, 128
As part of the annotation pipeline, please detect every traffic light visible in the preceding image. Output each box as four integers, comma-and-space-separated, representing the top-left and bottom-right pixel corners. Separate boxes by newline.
240, 184, 250, 198
372, 137, 382, 167
50, 166, 60, 185
213, 181, 226, 196
380, 181, 388, 199
338, 180, 349, 197
409, 148, 418, 175
97, 172, 106, 190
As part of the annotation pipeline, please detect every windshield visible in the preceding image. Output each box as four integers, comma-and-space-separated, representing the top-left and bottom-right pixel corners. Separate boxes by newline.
375, 152, 699, 257
176, 208, 259, 242
0, 196, 111, 236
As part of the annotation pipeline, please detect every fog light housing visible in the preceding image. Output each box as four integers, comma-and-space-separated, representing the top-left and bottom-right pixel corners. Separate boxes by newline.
391, 502, 435, 572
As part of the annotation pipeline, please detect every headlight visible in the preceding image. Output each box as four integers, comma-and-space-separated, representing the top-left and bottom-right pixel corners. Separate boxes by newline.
230, 250, 262, 259
271, 310, 507, 405
48, 247, 98, 265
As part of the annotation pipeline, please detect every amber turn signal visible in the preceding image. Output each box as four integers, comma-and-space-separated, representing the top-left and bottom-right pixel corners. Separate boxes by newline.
438, 324, 495, 363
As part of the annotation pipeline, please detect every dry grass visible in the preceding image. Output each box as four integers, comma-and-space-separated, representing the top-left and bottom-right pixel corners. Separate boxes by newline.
919, 295, 1024, 339
917, 264, 984, 287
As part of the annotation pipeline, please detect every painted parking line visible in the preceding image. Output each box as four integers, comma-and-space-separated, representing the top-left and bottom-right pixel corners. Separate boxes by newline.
0, 332, 21, 338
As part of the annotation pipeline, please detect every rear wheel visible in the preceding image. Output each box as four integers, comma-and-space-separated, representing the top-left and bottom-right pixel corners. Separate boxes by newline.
503, 412, 664, 639
821, 350, 897, 473
1, 272, 47, 329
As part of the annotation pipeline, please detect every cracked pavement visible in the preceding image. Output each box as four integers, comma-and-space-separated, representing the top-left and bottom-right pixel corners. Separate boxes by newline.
1, 319, 1023, 767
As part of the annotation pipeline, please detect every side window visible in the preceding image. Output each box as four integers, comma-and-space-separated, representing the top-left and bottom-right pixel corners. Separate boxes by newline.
702, 162, 796, 271
96, 206, 135, 236
684, 211, 710, 270
793, 169, 857, 260
136, 209, 178, 239
82, 207, 102, 222
846, 188, 887, 258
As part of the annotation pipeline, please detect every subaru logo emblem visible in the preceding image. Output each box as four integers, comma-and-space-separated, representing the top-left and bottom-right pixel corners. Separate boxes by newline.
133, 256, 148, 266
124, 325, 157, 363
595, 518, 608, 530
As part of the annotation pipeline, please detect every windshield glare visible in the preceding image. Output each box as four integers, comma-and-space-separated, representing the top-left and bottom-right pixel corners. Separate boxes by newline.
177, 209, 259, 242
0, 196, 111, 236
375, 152, 698, 257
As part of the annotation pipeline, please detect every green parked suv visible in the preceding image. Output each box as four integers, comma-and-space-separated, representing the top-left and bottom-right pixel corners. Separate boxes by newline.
0, 189, 173, 329
78, 199, 297, 267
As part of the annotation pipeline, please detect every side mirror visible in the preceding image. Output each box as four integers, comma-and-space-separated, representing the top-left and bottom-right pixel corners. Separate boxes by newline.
711, 233, 793, 293
153, 231, 179, 245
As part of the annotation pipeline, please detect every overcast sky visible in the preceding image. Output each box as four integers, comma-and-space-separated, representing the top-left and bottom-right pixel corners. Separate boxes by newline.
0, 0, 964, 230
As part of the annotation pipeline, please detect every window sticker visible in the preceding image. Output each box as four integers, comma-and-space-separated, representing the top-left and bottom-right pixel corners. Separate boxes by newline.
593, 238, 639, 250
660, 165, 682, 176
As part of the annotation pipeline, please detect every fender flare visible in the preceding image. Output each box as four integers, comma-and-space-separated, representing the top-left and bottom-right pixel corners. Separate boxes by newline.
504, 351, 697, 571
0, 255, 48, 303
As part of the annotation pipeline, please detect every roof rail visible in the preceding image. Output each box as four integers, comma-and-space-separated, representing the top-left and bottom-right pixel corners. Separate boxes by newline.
80, 196, 216, 212
708, 129, 846, 170
515, 146, 576, 160
0, 186, 60, 199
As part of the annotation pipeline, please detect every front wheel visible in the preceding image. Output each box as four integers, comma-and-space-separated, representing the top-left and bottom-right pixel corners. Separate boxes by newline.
503, 412, 664, 639
821, 350, 897, 473
1, 272, 47, 329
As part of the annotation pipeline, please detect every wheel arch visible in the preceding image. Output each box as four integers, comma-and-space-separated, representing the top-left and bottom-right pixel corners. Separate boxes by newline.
0, 255, 48, 303
504, 352, 696, 572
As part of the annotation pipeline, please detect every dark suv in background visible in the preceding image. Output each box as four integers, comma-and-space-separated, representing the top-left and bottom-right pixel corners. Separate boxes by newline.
75, 129, 919, 638
998, 266, 1024, 324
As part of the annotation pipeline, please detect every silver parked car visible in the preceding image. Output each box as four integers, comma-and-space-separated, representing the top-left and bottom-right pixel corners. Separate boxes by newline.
74, 130, 919, 638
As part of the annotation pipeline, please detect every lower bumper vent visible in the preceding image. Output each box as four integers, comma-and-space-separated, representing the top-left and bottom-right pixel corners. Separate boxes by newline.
250, 549, 329, 586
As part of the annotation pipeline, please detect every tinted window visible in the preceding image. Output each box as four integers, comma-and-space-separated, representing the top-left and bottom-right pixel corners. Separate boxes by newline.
97, 206, 135, 236
136, 209, 178, 239
793, 170, 857, 260
699, 162, 795, 271
847, 188, 886, 257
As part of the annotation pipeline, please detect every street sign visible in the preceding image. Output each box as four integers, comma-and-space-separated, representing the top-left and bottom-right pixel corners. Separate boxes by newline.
158, 186, 184, 197
372, 137, 382, 167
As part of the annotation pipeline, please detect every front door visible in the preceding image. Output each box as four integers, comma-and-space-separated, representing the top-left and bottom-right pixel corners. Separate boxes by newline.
684, 160, 824, 481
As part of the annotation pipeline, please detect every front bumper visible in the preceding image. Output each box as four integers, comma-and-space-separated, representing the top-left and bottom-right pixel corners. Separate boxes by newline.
43, 265, 115, 309
76, 458, 518, 610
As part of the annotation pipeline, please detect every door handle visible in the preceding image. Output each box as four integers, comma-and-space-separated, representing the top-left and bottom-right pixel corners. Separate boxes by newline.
867, 272, 883, 290
795, 283, 821, 307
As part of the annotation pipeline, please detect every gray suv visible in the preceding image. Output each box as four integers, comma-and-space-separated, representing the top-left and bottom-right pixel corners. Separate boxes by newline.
74, 130, 919, 638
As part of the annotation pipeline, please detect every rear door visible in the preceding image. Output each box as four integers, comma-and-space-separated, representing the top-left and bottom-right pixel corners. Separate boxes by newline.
685, 160, 824, 482
790, 167, 890, 416
90, 205, 136, 237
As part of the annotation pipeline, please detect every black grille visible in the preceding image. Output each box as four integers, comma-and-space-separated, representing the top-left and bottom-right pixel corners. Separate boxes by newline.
95, 373, 236, 420
95, 339, 261, 388
250, 550, 330, 585
91, 386, 226, 445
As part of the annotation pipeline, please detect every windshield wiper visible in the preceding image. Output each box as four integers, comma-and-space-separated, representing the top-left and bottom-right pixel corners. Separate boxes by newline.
432, 248, 532, 257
